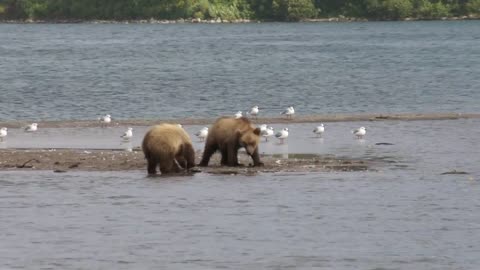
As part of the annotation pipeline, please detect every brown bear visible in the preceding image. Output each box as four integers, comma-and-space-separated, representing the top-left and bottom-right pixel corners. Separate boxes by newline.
199, 117, 263, 167
142, 124, 195, 175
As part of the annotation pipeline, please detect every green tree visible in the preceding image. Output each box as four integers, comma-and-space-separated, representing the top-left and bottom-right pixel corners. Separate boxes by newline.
272, 0, 317, 21
366, 0, 413, 19
466, 0, 480, 13
415, 0, 451, 18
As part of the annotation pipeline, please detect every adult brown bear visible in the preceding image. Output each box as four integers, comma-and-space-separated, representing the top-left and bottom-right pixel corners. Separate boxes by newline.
199, 117, 263, 167
142, 124, 195, 174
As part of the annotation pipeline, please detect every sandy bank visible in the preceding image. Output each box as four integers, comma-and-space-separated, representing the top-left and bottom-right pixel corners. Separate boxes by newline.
0, 149, 373, 175
1, 113, 478, 129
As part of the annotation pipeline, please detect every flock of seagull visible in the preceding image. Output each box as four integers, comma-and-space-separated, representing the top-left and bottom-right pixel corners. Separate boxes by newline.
181, 105, 367, 144
0, 106, 368, 144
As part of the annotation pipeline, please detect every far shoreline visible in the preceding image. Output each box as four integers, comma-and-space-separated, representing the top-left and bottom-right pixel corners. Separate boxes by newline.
1, 15, 479, 24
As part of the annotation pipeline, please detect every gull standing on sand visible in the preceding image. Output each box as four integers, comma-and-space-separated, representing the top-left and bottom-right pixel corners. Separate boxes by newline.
98, 114, 112, 127
261, 126, 275, 142
0, 127, 7, 142
275, 127, 289, 144
248, 106, 259, 119
281, 106, 295, 119
234, 111, 243, 119
313, 124, 325, 137
24, 123, 38, 132
353, 127, 367, 139
121, 127, 133, 141
195, 127, 209, 141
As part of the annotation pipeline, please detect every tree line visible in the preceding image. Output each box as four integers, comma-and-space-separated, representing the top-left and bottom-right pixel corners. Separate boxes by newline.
0, 0, 479, 22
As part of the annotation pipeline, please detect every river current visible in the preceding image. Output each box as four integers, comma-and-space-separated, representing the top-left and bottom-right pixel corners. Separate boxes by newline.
1, 21, 480, 269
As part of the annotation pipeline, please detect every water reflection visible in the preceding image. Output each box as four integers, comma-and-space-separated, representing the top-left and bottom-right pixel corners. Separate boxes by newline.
120, 140, 133, 152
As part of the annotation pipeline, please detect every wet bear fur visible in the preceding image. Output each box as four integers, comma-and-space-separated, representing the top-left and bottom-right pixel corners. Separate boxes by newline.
142, 124, 195, 174
199, 117, 263, 167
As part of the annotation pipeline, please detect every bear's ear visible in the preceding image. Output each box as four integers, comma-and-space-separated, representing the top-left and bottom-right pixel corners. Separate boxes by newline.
253, 127, 261, 136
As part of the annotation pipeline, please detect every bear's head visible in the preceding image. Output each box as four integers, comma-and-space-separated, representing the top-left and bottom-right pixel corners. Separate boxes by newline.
238, 127, 261, 155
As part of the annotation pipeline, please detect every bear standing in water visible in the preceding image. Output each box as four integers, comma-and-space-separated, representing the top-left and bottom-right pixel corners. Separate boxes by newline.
142, 124, 195, 175
199, 117, 263, 167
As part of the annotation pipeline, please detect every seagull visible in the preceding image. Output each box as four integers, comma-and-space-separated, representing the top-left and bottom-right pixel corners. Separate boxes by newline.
247, 106, 259, 119
0, 127, 7, 142
177, 124, 183, 128
24, 123, 38, 132
259, 124, 267, 133
261, 126, 275, 142
98, 114, 111, 127
275, 127, 289, 144
353, 127, 367, 139
234, 111, 243, 119
121, 127, 133, 141
281, 106, 295, 119
195, 127, 209, 141
313, 124, 325, 137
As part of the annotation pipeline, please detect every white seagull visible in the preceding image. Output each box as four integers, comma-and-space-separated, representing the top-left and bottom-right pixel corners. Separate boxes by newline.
313, 124, 325, 137
177, 124, 183, 128
24, 123, 38, 132
0, 127, 7, 142
248, 106, 259, 119
121, 127, 133, 141
234, 111, 243, 119
261, 126, 275, 142
195, 127, 209, 141
98, 114, 112, 127
275, 127, 289, 144
353, 127, 367, 139
259, 124, 267, 133
281, 106, 295, 119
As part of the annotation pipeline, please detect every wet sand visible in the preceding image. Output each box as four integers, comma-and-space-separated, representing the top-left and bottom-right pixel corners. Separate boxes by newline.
1, 113, 476, 174
1, 112, 478, 128
0, 149, 372, 174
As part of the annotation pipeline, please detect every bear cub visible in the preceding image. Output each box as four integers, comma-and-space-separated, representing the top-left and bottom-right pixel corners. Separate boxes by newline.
142, 124, 195, 174
199, 117, 263, 167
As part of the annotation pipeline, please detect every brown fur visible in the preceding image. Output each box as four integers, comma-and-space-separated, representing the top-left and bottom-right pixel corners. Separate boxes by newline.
142, 124, 195, 175
199, 117, 263, 167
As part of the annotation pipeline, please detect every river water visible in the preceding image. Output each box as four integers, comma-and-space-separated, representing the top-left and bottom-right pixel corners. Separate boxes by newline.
1, 118, 480, 269
1, 21, 480, 269
1, 21, 480, 120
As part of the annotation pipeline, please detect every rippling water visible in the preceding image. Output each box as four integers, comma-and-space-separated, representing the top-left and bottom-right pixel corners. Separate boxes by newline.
1, 21, 480, 120
2, 21, 480, 269
1, 119, 480, 269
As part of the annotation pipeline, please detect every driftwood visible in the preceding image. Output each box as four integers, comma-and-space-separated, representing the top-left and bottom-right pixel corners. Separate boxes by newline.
16, 158, 40, 168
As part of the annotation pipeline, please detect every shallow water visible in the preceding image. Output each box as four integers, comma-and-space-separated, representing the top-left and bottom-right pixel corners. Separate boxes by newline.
1, 119, 480, 269
1, 170, 479, 269
1, 119, 479, 177
1, 21, 480, 120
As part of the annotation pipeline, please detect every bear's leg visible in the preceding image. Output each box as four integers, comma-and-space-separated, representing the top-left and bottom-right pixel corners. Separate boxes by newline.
199, 141, 217, 167
250, 148, 264, 167
226, 144, 242, 166
175, 144, 187, 170
147, 158, 157, 174
183, 143, 196, 169
159, 155, 178, 174
220, 146, 228, 165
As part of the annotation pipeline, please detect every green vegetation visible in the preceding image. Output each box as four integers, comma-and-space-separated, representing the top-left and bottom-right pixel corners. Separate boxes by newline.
0, 0, 479, 22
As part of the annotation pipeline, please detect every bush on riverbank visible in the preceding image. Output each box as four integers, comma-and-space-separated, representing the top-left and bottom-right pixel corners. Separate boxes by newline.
0, 0, 479, 22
